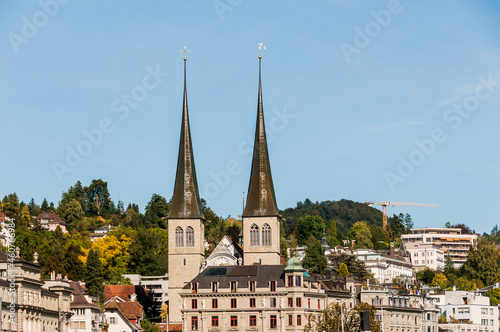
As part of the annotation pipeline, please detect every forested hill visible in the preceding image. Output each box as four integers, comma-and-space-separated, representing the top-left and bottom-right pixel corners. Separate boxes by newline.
280, 199, 383, 237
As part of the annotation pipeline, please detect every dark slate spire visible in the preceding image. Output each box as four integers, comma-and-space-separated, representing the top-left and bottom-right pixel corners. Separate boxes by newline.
243, 56, 279, 217
167, 58, 204, 219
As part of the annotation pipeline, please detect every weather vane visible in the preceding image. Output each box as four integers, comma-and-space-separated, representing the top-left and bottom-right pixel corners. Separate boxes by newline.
180, 46, 190, 60
258, 43, 266, 59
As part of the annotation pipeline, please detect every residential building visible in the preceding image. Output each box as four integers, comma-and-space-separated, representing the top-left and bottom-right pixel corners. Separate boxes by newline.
0, 212, 12, 247
89, 225, 112, 242
180, 257, 326, 331
404, 243, 445, 271
32, 211, 68, 233
429, 290, 498, 332
69, 281, 106, 332
105, 297, 143, 332
353, 249, 413, 285
359, 286, 439, 332
401, 228, 478, 268
0, 248, 73, 331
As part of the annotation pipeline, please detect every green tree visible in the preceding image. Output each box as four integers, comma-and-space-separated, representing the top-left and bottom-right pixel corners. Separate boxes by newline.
430, 273, 448, 289
141, 319, 161, 332
297, 215, 325, 245
349, 222, 373, 249
129, 228, 168, 276
40, 198, 49, 212
461, 237, 499, 286
64, 243, 85, 281
455, 277, 476, 291
84, 249, 105, 302
144, 194, 169, 229
287, 234, 298, 258
64, 199, 85, 231
85, 179, 112, 216
20, 205, 31, 228
27, 198, 40, 217
280, 236, 289, 259
338, 263, 349, 277
303, 236, 327, 275
485, 288, 500, 306
328, 253, 372, 282
326, 219, 340, 247
419, 268, 436, 285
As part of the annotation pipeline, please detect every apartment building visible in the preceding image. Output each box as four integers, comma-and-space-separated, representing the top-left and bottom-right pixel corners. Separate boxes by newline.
401, 228, 477, 268
404, 243, 445, 271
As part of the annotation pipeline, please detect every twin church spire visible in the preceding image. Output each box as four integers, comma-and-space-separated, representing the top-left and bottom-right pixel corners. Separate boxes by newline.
168, 56, 278, 220
167, 58, 204, 219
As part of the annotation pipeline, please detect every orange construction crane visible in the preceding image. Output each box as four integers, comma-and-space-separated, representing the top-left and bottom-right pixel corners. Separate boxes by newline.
366, 201, 440, 229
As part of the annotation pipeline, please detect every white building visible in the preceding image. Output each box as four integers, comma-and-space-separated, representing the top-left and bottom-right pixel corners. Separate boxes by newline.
405, 243, 445, 271
429, 290, 498, 332
69, 281, 106, 332
353, 249, 413, 285
401, 228, 477, 268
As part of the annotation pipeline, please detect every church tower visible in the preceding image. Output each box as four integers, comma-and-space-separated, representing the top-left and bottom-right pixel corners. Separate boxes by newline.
167, 58, 205, 327
242, 55, 281, 266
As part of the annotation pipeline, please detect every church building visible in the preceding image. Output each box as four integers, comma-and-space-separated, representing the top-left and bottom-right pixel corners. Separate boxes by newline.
167, 56, 326, 331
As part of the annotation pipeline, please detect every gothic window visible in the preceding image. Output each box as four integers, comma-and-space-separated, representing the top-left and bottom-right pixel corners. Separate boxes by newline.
262, 223, 271, 246
250, 224, 259, 246
186, 226, 194, 247
175, 227, 184, 247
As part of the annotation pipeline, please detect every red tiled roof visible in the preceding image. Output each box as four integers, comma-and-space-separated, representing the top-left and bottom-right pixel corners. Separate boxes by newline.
70, 281, 100, 308
0, 212, 9, 222
105, 297, 143, 320
36, 211, 66, 224
103, 285, 147, 302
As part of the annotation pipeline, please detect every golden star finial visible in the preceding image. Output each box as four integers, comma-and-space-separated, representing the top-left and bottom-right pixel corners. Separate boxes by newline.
180, 46, 190, 58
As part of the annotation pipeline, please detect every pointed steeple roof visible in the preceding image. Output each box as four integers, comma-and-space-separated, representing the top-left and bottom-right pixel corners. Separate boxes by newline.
167, 58, 204, 219
243, 56, 279, 217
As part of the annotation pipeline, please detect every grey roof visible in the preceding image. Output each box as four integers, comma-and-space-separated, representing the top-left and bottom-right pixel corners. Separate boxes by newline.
183, 264, 318, 290
242, 57, 279, 217
167, 59, 204, 220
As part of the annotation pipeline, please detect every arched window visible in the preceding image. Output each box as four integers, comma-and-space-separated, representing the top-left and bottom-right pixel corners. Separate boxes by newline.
262, 224, 271, 246
175, 227, 184, 247
250, 224, 259, 246
186, 227, 194, 247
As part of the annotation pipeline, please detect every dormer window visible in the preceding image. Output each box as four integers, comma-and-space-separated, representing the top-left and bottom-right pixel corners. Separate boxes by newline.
230, 281, 237, 293
270, 281, 276, 292
287, 276, 293, 287
249, 281, 256, 292
295, 276, 302, 286
212, 282, 218, 293
192, 283, 198, 293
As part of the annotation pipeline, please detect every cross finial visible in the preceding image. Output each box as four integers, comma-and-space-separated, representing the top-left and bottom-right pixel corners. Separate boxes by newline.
180, 46, 190, 60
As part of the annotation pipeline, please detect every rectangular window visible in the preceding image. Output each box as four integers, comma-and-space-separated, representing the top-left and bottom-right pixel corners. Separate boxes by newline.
109, 317, 116, 324
249, 316, 257, 326
249, 281, 256, 292
288, 315, 293, 326
231, 281, 237, 292
211, 316, 219, 327
250, 298, 256, 308
318, 299, 321, 309
270, 315, 277, 329
212, 282, 218, 293
295, 276, 301, 286
297, 315, 302, 326
288, 298, 293, 308
270, 281, 276, 292
212, 299, 218, 309
231, 298, 237, 308
191, 299, 197, 309
308, 298, 311, 308
230, 316, 238, 327
191, 317, 198, 330
288, 276, 293, 287
192, 283, 197, 293
296, 297, 302, 308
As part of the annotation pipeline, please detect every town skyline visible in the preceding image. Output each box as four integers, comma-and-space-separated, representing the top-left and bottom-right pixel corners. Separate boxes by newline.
1, 1, 500, 233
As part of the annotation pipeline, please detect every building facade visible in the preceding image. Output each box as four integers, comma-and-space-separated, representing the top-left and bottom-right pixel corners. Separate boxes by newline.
353, 249, 413, 285
0, 249, 73, 332
404, 243, 445, 271
401, 228, 477, 268
180, 257, 326, 332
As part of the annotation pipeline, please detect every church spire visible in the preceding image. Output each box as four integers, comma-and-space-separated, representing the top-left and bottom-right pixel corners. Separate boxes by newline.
168, 58, 204, 219
243, 56, 279, 217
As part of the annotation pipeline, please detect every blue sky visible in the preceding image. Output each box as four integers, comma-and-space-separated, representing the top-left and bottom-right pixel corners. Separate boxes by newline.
1, 1, 499, 233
